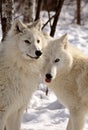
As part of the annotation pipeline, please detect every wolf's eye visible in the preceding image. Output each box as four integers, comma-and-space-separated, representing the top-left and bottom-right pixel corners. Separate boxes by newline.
37, 39, 40, 44
24, 40, 31, 44
54, 58, 60, 63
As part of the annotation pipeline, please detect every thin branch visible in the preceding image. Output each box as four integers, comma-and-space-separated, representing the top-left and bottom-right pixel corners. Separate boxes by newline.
42, 14, 55, 29
42, 11, 61, 30
48, 11, 52, 28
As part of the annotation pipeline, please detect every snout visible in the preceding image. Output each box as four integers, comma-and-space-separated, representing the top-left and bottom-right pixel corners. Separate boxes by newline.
35, 50, 42, 58
45, 73, 52, 83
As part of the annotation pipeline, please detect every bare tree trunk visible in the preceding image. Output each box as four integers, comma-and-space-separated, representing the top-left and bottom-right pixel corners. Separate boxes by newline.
77, 0, 81, 24
1, 0, 12, 41
50, 0, 65, 37
22, 0, 36, 23
35, 0, 42, 20
0, 0, 2, 14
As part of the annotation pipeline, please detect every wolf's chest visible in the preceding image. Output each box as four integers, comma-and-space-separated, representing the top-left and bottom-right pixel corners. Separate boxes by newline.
49, 77, 78, 107
10, 71, 39, 107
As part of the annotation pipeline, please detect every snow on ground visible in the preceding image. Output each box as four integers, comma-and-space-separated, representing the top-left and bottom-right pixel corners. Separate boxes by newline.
0, 2, 88, 130
21, 90, 68, 130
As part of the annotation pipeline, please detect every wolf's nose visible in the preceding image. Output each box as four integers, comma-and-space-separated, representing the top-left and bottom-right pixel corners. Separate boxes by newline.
35, 50, 42, 57
46, 73, 52, 79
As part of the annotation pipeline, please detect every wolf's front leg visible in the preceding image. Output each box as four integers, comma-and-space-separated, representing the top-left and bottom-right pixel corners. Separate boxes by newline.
66, 118, 72, 130
6, 107, 25, 130
67, 108, 85, 130
0, 111, 7, 130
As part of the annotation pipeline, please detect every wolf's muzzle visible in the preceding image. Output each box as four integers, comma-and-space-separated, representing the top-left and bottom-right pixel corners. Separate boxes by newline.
45, 73, 52, 83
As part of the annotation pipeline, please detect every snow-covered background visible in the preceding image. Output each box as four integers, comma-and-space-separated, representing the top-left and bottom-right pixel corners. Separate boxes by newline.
0, 1, 88, 130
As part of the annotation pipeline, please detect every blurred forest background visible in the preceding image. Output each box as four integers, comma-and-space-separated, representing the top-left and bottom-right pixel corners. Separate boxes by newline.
0, 0, 88, 40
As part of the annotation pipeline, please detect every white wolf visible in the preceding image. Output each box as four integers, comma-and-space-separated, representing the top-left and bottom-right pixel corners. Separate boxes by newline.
0, 19, 47, 130
43, 34, 88, 130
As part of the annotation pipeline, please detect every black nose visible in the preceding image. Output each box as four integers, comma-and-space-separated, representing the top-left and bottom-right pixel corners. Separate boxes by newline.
46, 73, 52, 79
35, 50, 42, 57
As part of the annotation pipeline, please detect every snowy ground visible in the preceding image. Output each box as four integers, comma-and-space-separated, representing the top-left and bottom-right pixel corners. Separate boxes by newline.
0, 2, 88, 130
21, 89, 69, 130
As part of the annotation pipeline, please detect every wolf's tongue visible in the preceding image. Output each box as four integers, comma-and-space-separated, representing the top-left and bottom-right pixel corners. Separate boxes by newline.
45, 78, 51, 83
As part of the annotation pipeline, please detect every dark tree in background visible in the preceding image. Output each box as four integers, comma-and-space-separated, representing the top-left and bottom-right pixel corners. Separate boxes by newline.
0, 0, 87, 40
35, 0, 42, 20
0, 0, 36, 40
35, 0, 65, 37
0, 1, 1, 14
50, 0, 65, 37
77, 0, 81, 24
1, 0, 12, 41
21, 0, 36, 23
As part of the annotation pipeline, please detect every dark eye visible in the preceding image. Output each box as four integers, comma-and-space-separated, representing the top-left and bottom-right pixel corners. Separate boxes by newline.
37, 39, 40, 43
54, 58, 60, 63
24, 40, 31, 44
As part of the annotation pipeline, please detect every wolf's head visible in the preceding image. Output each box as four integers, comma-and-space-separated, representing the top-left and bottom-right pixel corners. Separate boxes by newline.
43, 34, 73, 83
7, 19, 46, 60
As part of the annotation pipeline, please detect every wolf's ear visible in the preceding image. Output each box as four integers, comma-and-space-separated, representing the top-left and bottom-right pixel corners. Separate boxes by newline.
27, 19, 42, 31
11, 19, 26, 34
60, 34, 68, 49
34, 19, 42, 31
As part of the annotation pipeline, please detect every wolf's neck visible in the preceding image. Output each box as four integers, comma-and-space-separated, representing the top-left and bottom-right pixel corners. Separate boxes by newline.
2, 43, 29, 72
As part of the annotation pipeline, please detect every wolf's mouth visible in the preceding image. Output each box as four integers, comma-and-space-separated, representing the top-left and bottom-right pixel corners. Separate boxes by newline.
26, 54, 39, 59
45, 78, 52, 83
45, 73, 52, 83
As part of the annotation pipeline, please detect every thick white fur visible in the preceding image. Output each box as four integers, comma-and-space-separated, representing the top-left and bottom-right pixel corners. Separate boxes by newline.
43, 34, 88, 130
0, 19, 46, 130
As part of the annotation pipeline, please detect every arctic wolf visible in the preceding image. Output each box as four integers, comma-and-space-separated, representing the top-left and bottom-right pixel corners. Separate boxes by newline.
43, 34, 88, 130
0, 19, 46, 130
